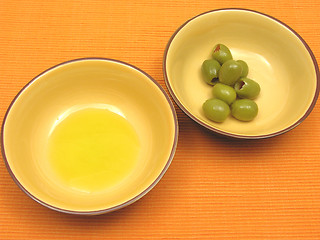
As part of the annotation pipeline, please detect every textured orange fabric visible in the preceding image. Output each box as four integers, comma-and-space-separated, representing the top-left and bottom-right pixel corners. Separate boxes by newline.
1, 1, 320, 239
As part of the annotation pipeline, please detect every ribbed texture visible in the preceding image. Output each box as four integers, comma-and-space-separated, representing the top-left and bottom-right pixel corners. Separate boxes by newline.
1, 1, 320, 239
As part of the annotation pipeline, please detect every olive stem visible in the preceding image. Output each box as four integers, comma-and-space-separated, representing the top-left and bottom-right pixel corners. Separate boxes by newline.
214, 44, 220, 52
238, 80, 245, 89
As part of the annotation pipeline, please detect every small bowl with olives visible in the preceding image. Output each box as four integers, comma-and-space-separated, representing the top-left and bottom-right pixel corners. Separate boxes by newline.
163, 9, 319, 139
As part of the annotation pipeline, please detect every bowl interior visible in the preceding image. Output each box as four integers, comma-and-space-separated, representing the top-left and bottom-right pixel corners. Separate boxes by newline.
2, 59, 177, 213
165, 9, 318, 138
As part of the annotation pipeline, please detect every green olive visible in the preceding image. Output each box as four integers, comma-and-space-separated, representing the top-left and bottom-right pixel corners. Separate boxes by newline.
202, 98, 230, 123
219, 60, 242, 86
234, 78, 261, 99
237, 60, 249, 77
231, 99, 258, 121
212, 44, 233, 64
201, 59, 221, 85
212, 83, 236, 105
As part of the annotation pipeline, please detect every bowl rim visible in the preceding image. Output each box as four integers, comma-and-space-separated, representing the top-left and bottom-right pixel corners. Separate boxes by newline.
1, 57, 179, 215
163, 8, 320, 139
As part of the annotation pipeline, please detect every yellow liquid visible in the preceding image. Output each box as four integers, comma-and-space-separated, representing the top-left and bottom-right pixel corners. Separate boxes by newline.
47, 107, 140, 193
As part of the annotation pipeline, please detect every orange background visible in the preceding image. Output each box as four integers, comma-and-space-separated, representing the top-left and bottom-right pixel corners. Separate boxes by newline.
1, 1, 320, 239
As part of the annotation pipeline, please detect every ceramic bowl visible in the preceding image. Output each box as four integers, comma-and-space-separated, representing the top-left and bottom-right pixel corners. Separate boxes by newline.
1, 58, 178, 215
163, 9, 319, 139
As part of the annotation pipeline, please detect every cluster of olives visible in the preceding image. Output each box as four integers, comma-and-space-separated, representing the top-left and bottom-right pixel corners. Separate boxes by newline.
201, 44, 260, 123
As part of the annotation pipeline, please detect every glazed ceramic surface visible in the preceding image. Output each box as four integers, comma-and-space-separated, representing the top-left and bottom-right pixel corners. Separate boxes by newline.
2, 58, 178, 214
164, 9, 319, 139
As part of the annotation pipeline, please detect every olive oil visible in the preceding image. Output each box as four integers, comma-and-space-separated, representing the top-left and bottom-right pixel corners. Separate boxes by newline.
47, 107, 140, 193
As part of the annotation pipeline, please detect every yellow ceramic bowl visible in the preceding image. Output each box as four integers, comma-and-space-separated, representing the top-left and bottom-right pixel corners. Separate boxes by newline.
1, 58, 178, 214
164, 9, 319, 139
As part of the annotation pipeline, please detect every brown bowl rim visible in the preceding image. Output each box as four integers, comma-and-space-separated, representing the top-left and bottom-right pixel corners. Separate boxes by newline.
163, 8, 320, 139
1, 58, 179, 215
